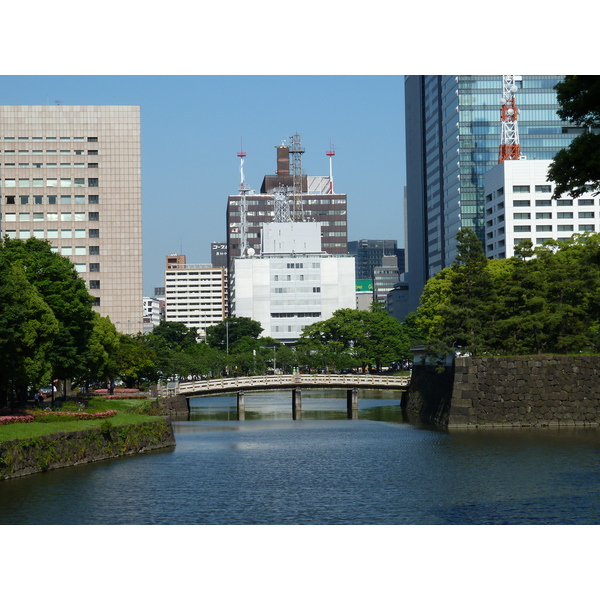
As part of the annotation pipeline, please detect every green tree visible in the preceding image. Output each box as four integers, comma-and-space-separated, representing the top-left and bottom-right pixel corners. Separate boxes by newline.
0, 237, 95, 390
0, 260, 59, 406
436, 228, 496, 355
205, 317, 263, 350
82, 314, 121, 390
548, 76, 600, 199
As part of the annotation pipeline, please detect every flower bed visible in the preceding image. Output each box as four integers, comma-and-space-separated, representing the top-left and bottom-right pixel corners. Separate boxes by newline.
0, 415, 35, 426
92, 388, 139, 394
24, 410, 118, 423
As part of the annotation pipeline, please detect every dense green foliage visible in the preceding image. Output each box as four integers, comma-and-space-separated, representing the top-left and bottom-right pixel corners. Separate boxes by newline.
412, 228, 600, 357
297, 305, 412, 372
548, 75, 600, 199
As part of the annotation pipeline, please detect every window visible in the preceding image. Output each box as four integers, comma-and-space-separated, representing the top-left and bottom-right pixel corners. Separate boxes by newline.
557, 199, 573, 206
87, 137, 98, 143
88, 163, 98, 168
33, 178, 43, 187
536, 213, 552, 219
513, 185, 530, 193
312, 287, 321, 293
579, 212, 594, 219
61, 212, 72, 221
89, 280, 100, 290
557, 212, 573, 219
34, 196, 43, 204
579, 224, 595, 232
33, 213, 44, 221
89, 229, 99, 238
60, 196, 71, 204
536, 225, 552, 232
514, 213, 531, 220
88, 178, 98, 187
90, 263, 100, 272
75, 229, 86, 238
535, 199, 552, 206
61, 230, 72, 238
18, 179, 29, 187
47, 178, 58, 187
5, 196, 15, 204
578, 199, 594, 206
20, 196, 29, 204
88, 195, 99, 204
18, 213, 30, 221
60, 178, 71, 187
89, 246, 100, 255
513, 200, 530, 207
4, 179, 15, 187
74, 178, 85, 187
89, 212, 99, 221
535, 185, 551, 193
60, 247, 72, 256
92, 298, 100, 307
558, 224, 574, 232
74, 212, 85, 221
48, 195, 57, 204
75, 247, 86, 256
88, 150, 98, 155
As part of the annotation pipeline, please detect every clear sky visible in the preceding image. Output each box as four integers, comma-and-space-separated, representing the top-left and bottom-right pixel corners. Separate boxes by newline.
0, 75, 405, 295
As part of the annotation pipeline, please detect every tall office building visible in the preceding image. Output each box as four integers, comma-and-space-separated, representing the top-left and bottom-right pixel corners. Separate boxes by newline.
0, 105, 143, 334
403, 75, 581, 317
226, 138, 348, 264
348, 239, 400, 280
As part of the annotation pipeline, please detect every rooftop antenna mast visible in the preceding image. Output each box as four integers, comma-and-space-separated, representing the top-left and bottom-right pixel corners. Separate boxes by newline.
498, 75, 521, 163
289, 133, 305, 221
326, 142, 335, 194
237, 140, 250, 257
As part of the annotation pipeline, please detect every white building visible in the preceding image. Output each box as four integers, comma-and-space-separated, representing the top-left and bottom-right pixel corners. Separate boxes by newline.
484, 159, 599, 259
231, 222, 355, 343
143, 295, 164, 333
164, 254, 227, 339
0, 105, 143, 334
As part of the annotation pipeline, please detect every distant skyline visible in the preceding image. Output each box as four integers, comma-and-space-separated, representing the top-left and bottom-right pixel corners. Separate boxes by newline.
0, 75, 405, 295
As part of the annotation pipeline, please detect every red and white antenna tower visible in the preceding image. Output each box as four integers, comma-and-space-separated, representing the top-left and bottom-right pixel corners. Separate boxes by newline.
237, 141, 250, 257
498, 75, 521, 163
326, 142, 335, 194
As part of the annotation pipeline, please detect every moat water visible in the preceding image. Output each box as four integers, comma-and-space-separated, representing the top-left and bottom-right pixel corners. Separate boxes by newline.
1, 390, 600, 525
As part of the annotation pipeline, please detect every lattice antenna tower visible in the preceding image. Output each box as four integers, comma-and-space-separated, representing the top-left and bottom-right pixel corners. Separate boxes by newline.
237, 142, 251, 257
289, 133, 305, 221
498, 75, 521, 163
326, 142, 335, 194
273, 185, 292, 223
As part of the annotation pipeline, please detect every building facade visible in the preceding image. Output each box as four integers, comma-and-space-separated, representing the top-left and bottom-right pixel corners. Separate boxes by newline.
164, 254, 227, 339
484, 159, 600, 259
231, 222, 355, 343
226, 140, 348, 264
0, 105, 143, 334
348, 239, 401, 280
404, 75, 581, 317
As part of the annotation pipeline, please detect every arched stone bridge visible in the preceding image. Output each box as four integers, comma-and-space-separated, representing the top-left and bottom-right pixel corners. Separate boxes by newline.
160, 373, 410, 420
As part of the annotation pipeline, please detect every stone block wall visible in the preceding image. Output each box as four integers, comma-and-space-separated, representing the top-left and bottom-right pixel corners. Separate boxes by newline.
450, 355, 600, 428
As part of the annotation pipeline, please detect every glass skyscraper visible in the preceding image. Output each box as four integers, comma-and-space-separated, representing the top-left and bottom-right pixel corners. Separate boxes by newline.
403, 75, 581, 316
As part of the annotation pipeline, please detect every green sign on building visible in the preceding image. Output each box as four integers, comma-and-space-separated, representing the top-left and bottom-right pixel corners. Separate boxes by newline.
355, 280, 373, 292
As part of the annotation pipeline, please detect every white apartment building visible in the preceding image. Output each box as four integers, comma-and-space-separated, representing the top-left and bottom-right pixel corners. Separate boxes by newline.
164, 254, 227, 339
484, 159, 599, 259
231, 222, 355, 343
143, 296, 164, 333
0, 105, 143, 334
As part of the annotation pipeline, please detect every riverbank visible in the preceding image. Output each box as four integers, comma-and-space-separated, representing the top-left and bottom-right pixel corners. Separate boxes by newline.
0, 419, 175, 480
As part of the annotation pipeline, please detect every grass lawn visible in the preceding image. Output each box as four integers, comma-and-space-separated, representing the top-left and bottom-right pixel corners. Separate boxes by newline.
0, 397, 164, 442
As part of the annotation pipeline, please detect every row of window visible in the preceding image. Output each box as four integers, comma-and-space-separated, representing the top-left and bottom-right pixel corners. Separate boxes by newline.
4, 212, 99, 221
514, 212, 595, 219
3, 228, 98, 237
5, 195, 99, 205
3, 178, 98, 188
2, 149, 97, 155
514, 224, 595, 232
513, 198, 594, 207
273, 287, 321, 293
1, 137, 98, 142
2, 163, 98, 168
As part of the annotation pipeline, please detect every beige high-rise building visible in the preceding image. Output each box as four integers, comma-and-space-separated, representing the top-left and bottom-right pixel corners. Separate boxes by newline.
0, 105, 143, 334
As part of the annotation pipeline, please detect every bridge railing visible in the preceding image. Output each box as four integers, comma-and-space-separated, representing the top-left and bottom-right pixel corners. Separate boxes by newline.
161, 374, 410, 397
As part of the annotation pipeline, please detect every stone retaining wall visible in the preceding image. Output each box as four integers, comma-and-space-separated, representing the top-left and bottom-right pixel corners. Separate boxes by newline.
407, 355, 600, 428
0, 419, 175, 480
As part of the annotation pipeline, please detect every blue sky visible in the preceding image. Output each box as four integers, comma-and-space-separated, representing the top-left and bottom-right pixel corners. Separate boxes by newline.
0, 75, 406, 294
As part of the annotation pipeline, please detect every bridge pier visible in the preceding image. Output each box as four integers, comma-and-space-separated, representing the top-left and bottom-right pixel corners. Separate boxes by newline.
237, 391, 245, 421
347, 388, 358, 419
292, 388, 302, 420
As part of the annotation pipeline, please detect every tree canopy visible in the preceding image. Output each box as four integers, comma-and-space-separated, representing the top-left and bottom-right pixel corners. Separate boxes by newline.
548, 75, 600, 199
414, 228, 600, 357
